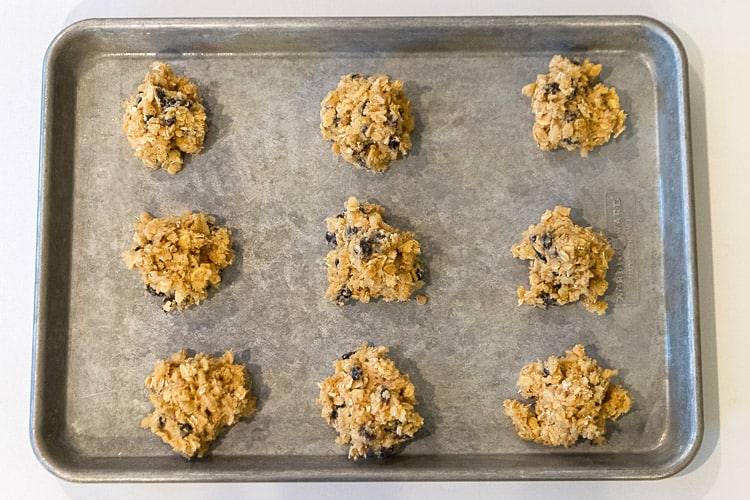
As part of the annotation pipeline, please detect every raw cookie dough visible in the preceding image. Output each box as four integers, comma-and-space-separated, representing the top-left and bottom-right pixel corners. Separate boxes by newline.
141, 350, 255, 458
503, 344, 632, 447
317, 343, 424, 459
320, 74, 414, 173
522, 55, 626, 156
123, 211, 234, 311
325, 197, 425, 305
122, 61, 207, 174
511, 206, 614, 315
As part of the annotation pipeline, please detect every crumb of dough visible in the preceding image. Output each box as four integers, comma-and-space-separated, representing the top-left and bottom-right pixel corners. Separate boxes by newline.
123, 211, 234, 311
320, 74, 414, 173
522, 55, 626, 156
317, 343, 424, 459
503, 344, 632, 447
141, 350, 256, 459
324, 197, 424, 305
511, 206, 614, 315
122, 61, 207, 174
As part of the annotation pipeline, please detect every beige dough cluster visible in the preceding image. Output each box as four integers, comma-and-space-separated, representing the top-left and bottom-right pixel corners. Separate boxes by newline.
123, 61, 207, 174
511, 206, 614, 315
325, 197, 425, 305
317, 343, 424, 459
123, 211, 234, 311
141, 350, 256, 458
522, 55, 626, 156
320, 74, 414, 173
503, 344, 632, 447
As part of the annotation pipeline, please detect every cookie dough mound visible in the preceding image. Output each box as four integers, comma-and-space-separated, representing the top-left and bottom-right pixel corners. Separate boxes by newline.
317, 343, 424, 459
124, 211, 234, 311
320, 74, 414, 173
325, 197, 425, 305
123, 61, 207, 174
511, 206, 614, 315
503, 344, 632, 447
141, 350, 255, 458
522, 55, 626, 156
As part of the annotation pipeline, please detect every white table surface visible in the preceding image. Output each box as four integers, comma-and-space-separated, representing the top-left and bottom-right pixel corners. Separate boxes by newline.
1, 1, 743, 498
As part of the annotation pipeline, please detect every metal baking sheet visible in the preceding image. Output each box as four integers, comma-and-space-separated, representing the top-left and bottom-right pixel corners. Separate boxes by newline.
31, 16, 701, 481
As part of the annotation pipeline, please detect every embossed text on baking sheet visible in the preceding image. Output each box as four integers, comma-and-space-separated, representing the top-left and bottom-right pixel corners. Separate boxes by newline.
606, 191, 639, 306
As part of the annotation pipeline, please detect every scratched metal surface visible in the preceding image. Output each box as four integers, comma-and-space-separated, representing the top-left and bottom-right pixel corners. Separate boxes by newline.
31, 17, 700, 481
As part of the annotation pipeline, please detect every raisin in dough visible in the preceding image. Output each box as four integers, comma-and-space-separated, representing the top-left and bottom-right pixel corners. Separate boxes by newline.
123, 211, 234, 311
325, 197, 425, 305
141, 350, 256, 458
317, 343, 424, 459
522, 55, 626, 156
503, 344, 632, 447
320, 74, 414, 173
511, 206, 614, 315
123, 61, 207, 174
